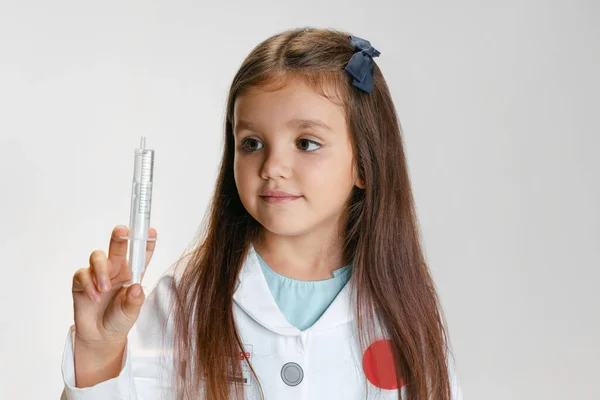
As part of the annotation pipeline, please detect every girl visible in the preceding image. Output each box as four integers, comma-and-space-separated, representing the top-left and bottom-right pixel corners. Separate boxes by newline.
62, 27, 463, 400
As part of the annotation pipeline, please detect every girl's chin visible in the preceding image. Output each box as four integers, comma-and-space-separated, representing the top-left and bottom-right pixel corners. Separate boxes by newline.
256, 221, 313, 238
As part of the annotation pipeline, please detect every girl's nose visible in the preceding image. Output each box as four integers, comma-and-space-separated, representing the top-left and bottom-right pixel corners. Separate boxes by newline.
260, 149, 292, 180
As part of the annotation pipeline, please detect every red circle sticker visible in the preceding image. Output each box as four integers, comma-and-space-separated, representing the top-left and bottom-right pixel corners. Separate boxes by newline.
362, 339, 405, 390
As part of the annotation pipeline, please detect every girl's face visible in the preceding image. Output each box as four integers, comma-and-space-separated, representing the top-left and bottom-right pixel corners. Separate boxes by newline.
233, 78, 364, 239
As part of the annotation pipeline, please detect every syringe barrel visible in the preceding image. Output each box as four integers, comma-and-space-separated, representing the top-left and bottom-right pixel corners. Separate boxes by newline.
127, 143, 154, 284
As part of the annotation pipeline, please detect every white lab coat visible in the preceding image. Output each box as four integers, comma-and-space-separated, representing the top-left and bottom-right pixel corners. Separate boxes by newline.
61, 245, 463, 399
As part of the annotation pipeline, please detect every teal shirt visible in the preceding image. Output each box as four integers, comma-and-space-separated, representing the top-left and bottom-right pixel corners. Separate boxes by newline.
255, 251, 352, 331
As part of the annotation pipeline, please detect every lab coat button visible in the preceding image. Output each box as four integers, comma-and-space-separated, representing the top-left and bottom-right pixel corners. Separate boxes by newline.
281, 362, 304, 387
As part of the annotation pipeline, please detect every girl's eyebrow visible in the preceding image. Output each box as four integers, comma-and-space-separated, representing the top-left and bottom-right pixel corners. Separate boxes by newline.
234, 118, 332, 134
234, 120, 255, 132
287, 118, 332, 132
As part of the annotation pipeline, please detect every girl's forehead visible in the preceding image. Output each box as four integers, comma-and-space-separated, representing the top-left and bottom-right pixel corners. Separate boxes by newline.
234, 80, 345, 120
240, 73, 345, 103
234, 88, 346, 132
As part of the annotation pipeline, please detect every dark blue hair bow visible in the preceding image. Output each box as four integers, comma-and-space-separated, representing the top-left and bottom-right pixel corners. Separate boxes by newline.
344, 35, 381, 94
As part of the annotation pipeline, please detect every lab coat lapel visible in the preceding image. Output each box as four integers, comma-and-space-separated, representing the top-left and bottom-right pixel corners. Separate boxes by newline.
233, 244, 300, 335
308, 273, 355, 332
233, 244, 356, 334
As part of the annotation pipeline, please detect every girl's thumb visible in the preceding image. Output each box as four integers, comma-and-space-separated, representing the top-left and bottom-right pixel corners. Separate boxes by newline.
121, 284, 145, 322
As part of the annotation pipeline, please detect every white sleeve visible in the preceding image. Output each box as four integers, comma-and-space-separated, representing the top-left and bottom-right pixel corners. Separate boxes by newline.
60, 270, 181, 400
61, 326, 137, 399
448, 348, 464, 400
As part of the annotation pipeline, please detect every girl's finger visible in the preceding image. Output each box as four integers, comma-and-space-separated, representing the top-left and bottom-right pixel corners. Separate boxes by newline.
145, 227, 158, 269
72, 268, 102, 303
107, 225, 129, 271
89, 249, 111, 293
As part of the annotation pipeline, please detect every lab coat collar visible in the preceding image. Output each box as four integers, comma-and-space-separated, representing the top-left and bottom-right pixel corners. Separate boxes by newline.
232, 244, 356, 336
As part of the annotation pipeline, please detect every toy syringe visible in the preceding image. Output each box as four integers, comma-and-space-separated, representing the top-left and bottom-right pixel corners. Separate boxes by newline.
120, 137, 156, 285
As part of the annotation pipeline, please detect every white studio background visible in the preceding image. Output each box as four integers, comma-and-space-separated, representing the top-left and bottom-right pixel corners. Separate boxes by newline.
0, 1, 598, 399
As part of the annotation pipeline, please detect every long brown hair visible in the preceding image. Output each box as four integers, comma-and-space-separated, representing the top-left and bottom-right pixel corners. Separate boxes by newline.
171, 27, 453, 399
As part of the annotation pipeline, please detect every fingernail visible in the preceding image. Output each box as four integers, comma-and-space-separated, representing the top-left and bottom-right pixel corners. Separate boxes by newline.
131, 286, 142, 297
100, 279, 111, 292
91, 292, 101, 303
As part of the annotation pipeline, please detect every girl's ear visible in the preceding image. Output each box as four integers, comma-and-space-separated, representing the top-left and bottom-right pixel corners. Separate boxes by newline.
352, 152, 365, 189
354, 173, 365, 189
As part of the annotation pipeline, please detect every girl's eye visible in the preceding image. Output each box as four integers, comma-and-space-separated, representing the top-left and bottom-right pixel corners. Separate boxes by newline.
241, 138, 263, 152
240, 138, 321, 153
297, 139, 321, 152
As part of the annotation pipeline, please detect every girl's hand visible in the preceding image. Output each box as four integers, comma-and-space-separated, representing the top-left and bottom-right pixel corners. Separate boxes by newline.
71, 225, 157, 350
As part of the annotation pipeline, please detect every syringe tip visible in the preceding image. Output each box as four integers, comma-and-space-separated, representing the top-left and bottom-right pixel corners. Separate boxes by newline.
140, 137, 146, 149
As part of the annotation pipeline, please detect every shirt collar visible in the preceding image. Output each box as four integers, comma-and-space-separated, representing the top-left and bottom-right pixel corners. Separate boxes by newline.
232, 244, 355, 335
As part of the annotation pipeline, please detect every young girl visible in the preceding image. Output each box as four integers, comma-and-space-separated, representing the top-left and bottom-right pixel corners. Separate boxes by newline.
62, 27, 463, 400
